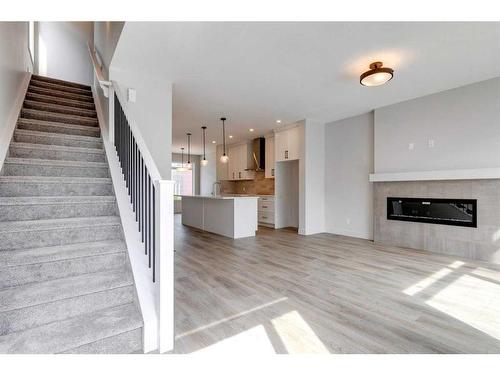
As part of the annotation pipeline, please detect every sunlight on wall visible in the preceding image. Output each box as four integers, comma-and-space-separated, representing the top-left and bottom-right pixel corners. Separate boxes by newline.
192, 325, 276, 354
403, 267, 453, 296
426, 274, 500, 340
271, 310, 329, 354
38, 35, 47, 76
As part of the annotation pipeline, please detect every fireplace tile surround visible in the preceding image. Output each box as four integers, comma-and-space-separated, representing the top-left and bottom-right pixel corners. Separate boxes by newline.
374, 179, 500, 264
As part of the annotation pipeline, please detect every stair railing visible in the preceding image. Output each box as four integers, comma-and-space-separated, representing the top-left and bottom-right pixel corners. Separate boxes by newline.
89, 43, 174, 353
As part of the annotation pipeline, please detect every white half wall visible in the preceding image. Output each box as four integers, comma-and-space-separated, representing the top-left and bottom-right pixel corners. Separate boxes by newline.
325, 112, 374, 240
300, 119, 326, 235
36, 22, 94, 85
374, 77, 500, 173
0, 22, 31, 171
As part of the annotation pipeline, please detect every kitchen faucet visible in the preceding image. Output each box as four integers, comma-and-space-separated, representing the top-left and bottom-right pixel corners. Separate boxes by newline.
212, 181, 222, 196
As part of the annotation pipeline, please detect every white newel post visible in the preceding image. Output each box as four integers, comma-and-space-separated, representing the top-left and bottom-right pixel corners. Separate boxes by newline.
155, 180, 175, 353
108, 84, 115, 145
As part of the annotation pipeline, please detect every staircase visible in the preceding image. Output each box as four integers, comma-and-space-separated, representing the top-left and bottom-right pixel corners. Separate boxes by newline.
0, 75, 143, 353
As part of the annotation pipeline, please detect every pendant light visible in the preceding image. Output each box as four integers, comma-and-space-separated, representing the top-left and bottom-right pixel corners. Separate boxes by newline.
220, 117, 229, 163
186, 133, 192, 170
360, 61, 394, 87
201, 126, 208, 166
177, 147, 188, 172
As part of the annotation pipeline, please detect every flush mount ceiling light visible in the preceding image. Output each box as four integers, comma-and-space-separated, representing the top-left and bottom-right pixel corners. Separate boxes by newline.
276, 120, 281, 124
360, 62, 394, 87
249, 128, 254, 132
201, 126, 208, 166
220, 117, 229, 164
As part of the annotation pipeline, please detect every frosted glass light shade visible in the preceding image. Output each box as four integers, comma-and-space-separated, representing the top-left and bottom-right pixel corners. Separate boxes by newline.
201, 158, 208, 166
360, 62, 394, 87
220, 154, 229, 163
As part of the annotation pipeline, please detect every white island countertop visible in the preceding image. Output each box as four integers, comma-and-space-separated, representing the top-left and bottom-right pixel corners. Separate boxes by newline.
181, 195, 258, 238
180, 195, 259, 200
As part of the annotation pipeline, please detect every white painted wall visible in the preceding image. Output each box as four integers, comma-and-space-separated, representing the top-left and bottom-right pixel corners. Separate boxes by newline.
374, 77, 500, 173
300, 119, 326, 235
0, 22, 31, 171
36, 22, 94, 85
93, 22, 124, 133
200, 143, 217, 196
325, 113, 374, 240
110, 65, 172, 177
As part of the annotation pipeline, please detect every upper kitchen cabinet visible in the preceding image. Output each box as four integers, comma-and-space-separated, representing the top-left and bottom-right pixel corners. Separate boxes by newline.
227, 142, 255, 180
265, 135, 275, 178
274, 124, 301, 162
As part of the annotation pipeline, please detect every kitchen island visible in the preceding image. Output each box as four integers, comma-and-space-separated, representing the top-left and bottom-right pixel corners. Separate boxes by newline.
180, 195, 259, 238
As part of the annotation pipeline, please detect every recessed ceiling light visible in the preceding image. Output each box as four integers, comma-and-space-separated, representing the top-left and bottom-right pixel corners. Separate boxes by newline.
249, 128, 254, 132
212, 140, 216, 144
229, 135, 233, 139
360, 61, 394, 87
276, 120, 281, 124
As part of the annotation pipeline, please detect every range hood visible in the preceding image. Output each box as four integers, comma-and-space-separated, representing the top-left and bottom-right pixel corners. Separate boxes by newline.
250, 137, 266, 171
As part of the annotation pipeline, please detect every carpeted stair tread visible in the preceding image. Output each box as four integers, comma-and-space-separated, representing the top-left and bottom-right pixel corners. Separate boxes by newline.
14, 129, 103, 149
0, 239, 125, 268
28, 85, 94, 103
23, 100, 96, 118
21, 108, 98, 127
26, 92, 95, 110
31, 75, 91, 90
29, 80, 92, 96
0, 215, 120, 234
0, 266, 131, 312
17, 118, 100, 137
0, 303, 142, 353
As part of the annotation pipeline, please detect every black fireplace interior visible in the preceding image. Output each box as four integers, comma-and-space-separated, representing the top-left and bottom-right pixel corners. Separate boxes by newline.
387, 197, 477, 227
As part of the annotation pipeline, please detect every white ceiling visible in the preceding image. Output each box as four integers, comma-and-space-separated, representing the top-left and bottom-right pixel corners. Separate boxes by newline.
114, 22, 500, 155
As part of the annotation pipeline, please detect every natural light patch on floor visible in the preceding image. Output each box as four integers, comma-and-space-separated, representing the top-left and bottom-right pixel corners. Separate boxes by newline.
426, 274, 500, 340
403, 267, 453, 296
176, 297, 288, 339
271, 310, 329, 353
192, 325, 277, 354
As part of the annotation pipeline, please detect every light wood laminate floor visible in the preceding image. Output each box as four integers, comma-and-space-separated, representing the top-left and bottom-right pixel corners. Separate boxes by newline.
173, 215, 500, 353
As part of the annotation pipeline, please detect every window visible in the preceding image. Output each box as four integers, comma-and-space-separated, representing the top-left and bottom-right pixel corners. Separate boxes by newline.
172, 163, 194, 196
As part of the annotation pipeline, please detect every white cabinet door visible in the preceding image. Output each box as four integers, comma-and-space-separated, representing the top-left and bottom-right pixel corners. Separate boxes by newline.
287, 125, 301, 161
265, 136, 275, 178
274, 130, 288, 162
228, 146, 237, 180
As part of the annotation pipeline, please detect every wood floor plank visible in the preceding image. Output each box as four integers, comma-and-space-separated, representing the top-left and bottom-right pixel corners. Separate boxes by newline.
173, 215, 500, 353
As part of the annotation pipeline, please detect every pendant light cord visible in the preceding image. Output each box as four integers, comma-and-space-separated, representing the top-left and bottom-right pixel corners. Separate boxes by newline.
202, 126, 207, 160
187, 133, 191, 164
221, 117, 227, 156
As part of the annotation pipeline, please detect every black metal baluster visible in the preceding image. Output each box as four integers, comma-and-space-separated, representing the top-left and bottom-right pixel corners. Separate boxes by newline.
148, 174, 151, 268
152, 185, 156, 282
145, 167, 148, 254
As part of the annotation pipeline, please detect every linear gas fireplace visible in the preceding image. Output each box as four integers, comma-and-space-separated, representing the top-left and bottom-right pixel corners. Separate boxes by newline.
387, 197, 477, 228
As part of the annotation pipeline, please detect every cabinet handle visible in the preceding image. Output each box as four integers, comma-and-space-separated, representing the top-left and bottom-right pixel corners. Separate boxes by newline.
285, 150, 288, 159
262, 216, 268, 219
239, 171, 241, 179
271, 168, 274, 176
262, 205, 268, 208
232, 172, 234, 179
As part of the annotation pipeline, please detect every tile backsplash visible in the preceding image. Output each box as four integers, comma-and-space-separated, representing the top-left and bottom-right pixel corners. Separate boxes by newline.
221, 171, 275, 195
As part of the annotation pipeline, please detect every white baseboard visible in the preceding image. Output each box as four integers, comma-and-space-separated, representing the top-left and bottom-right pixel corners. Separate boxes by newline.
0, 72, 31, 171
326, 227, 373, 241
93, 87, 159, 353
